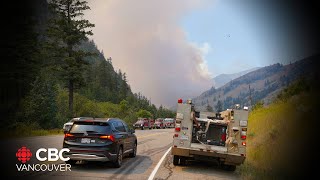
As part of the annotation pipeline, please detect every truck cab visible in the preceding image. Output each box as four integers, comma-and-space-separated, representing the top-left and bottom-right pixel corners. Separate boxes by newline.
133, 118, 154, 130
171, 99, 249, 171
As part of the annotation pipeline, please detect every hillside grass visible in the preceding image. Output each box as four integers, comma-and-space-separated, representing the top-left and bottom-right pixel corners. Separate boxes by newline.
0, 123, 64, 139
238, 91, 318, 179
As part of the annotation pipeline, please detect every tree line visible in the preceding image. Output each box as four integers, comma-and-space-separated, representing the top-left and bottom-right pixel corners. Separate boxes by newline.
2, 0, 174, 131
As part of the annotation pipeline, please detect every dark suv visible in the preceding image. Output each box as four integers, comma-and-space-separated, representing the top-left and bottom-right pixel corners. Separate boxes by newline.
63, 118, 137, 168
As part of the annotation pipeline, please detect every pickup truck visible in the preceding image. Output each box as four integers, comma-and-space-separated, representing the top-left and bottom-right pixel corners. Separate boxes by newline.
154, 118, 166, 129
133, 118, 154, 130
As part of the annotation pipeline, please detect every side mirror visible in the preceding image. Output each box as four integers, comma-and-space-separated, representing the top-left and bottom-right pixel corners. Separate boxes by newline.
130, 129, 135, 134
63, 130, 68, 134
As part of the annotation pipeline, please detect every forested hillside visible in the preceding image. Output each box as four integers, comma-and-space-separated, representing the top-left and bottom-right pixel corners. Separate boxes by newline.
1, 0, 174, 133
193, 54, 319, 112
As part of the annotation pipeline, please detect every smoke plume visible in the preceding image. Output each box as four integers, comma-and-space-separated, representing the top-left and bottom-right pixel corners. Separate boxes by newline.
85, 0, 213, 107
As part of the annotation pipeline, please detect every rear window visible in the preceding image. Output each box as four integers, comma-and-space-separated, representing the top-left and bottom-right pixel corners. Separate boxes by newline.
70, 122, 112, 134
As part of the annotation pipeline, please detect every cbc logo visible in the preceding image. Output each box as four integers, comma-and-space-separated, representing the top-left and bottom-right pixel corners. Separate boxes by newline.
16, 146, 32, 163
16, 146, 70, 163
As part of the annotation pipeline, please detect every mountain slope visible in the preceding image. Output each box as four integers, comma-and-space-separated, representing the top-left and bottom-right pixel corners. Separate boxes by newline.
212, 67, 261, 88
193, 55, 319, 111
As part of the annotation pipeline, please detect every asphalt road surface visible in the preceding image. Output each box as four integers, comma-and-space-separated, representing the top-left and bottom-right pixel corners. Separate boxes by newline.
3, 128, 240, 180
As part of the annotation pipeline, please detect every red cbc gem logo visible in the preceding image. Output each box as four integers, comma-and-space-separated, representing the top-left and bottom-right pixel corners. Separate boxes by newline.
16, 146, 32, 163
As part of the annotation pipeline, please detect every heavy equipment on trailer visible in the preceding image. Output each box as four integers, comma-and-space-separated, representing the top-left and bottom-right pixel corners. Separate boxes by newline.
171, 99, 249, 171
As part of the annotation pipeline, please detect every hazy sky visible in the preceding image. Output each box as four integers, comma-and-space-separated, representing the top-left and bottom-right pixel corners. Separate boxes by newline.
85, 0, 318, 108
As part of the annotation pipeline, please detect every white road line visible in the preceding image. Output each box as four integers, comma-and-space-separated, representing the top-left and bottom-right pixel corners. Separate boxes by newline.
148, 147, 172, 180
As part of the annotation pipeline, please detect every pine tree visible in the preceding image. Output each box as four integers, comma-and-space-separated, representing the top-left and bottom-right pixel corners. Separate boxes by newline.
215, 100, 223, 112
47, 0, 94, 117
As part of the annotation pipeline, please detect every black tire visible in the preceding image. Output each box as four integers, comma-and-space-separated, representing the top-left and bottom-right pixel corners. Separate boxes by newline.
222, 164, 236, 171
180, 156, 186, 165
173, 155, 179, 166
141, 126, 144, 130
113, 146, 123, 168
129, 143, 137, 158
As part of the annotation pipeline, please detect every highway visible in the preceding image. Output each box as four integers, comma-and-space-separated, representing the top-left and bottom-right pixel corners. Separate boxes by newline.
3, 128, 240, 180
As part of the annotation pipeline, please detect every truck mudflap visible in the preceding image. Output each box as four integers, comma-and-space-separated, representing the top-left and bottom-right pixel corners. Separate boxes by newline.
171, 146, 245, 165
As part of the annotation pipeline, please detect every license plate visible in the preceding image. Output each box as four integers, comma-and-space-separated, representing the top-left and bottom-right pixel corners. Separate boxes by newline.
81, 138, 91, 143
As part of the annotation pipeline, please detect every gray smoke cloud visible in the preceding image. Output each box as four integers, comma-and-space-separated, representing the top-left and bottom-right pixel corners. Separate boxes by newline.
85, 0, 213, 108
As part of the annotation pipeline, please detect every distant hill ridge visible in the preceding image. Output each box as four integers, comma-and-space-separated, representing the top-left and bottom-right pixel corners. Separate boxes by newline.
212, 67, 261, 88
193, 55, 319, 111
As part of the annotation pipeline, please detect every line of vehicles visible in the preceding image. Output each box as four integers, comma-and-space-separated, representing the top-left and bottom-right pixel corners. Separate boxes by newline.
63, 117, 176, 133
62, 99, 249, 171
132, 117, 175, 130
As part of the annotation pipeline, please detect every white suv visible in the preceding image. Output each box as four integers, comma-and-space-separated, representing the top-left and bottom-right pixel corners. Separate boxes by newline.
63, 117, 93, 133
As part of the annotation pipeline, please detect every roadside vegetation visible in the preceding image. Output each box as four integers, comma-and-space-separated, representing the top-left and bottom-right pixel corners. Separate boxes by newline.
238, 77, 319, 179
1, 0, 174, 138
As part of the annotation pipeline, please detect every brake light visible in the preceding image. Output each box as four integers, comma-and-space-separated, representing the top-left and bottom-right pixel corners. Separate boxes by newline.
221, 133, 226, 141
64, 133, 74, 138
174, 134, 178, 137
100, 135, 115, 142
241, 130, 247, 140
178, 98, 183, 103
175, 124, 181, 131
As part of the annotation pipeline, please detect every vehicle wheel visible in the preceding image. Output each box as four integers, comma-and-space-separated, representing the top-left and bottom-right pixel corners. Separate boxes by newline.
129, 143, 137, 158
173, 155, 179, 165
180, 156, 186, 165
222, 164, 236, 171
141, 126, 144, 130
113, 146, 123, 168
66, 159, 77, 165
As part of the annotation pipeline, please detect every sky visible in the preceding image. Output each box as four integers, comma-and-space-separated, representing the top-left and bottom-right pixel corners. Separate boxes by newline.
84, 0, 318, 108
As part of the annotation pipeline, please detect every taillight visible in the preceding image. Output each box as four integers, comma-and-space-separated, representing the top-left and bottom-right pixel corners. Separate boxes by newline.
241, 130, 247, 140
174, 134, 178, 137
221, 133, 226, 141
178, 98, 183, 103
175, 124, 181, 131
242, 142, 246, 146
100, 135, 115, 142
64, 133, 74, 138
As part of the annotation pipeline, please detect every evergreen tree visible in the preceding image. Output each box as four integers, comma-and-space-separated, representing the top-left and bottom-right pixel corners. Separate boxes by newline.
206, 104, 213, 112
47, 0, 94, 117
215, 100, 223, 112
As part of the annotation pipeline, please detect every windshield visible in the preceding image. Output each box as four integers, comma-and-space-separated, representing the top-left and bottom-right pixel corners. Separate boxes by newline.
135, 120, 144, 124
70, 122, 112, 134
164, 118, 174, 122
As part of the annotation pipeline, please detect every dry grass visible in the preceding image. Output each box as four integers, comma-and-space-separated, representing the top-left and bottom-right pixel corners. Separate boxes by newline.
238, 92, 317, 179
